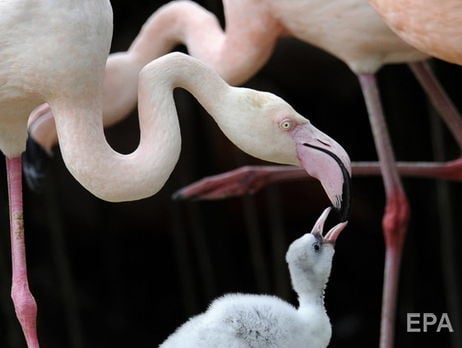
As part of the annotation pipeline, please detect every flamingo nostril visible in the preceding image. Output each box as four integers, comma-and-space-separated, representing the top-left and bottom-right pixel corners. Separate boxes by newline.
317, 139, 331, 147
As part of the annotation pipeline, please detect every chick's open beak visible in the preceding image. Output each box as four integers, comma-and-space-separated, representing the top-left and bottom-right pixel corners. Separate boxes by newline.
290, 123, 352, 222
311, 207, 348, 244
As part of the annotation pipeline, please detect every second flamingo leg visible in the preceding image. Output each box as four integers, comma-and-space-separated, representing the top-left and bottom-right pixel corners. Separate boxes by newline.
409, 60, 462, 152
409, 61, 462, 152
172, 159, 462, 200
6, 156, 40, 348
358, 73, 410, 348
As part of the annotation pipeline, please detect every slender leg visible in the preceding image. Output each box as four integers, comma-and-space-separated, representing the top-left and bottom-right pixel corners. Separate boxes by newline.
6, 156, 39, 348
173, 159, 462, 200
409, 60, 462, 151
358, 73, 410, 348
430, 109, 462, 348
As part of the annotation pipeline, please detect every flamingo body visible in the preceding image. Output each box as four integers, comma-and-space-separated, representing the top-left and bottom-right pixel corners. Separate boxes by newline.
160, 294, 330, 348
370, 0, 462, 65
267, 0, 426, 73
0, 0, 112, 157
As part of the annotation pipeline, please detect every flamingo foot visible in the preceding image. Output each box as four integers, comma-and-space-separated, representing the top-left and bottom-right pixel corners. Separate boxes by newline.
7, 157, 40, 348
11, 280, 39, 348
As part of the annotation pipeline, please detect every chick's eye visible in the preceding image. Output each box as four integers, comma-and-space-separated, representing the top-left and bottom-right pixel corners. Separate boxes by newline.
313, 242, 321, 252
279, 119, 293, 131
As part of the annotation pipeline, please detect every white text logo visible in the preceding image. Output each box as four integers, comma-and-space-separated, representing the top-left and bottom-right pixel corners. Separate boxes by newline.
407, 313, 454, 333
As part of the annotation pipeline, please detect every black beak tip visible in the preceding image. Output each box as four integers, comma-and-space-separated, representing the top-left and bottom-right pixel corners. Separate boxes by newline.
335, 178, 352, 223
335, 203, 350, 223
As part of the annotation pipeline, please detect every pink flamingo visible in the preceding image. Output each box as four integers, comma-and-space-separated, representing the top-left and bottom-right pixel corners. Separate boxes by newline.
26, 2, 462, 346
2, 2, 351, 347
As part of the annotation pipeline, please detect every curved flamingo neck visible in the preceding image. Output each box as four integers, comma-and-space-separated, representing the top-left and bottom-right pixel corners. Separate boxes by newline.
50, 53, 230, 203
129, 0, 282, 85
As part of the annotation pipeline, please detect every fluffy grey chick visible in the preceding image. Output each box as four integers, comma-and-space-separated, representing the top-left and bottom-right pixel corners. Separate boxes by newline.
159, 207, 347, 348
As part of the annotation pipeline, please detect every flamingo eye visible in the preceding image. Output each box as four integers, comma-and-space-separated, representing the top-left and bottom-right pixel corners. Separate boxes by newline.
279, 119, 294, 131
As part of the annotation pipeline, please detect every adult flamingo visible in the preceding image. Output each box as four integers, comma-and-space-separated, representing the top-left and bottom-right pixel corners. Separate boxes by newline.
26, 2, 462, 346
2, 2, 352, 346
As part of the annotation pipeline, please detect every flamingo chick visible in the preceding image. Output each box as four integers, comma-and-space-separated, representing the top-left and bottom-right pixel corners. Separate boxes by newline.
159, 207, 347, 348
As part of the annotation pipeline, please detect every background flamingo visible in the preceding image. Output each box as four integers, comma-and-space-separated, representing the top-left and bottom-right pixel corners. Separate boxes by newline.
7, 2, 462, 346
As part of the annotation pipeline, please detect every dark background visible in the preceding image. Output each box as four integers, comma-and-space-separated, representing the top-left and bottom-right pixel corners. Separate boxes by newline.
0, 1, 461, 347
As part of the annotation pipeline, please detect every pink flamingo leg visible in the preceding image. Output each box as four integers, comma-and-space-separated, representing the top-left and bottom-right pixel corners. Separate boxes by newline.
409, 60, 462, 150
173, 158, 462, 200
172, 165, 305, 200
6, 157, 39, 348
358, 73, 410, 348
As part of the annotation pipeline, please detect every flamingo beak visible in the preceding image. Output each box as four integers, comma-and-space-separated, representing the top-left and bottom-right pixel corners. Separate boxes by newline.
290, 123, 352, 222
311, 207, 348, 244
311, 207, 332, 241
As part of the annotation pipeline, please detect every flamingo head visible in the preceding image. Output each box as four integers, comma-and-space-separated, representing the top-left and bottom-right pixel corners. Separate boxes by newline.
219, 89, 352, 221
286, 208, 347, 294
